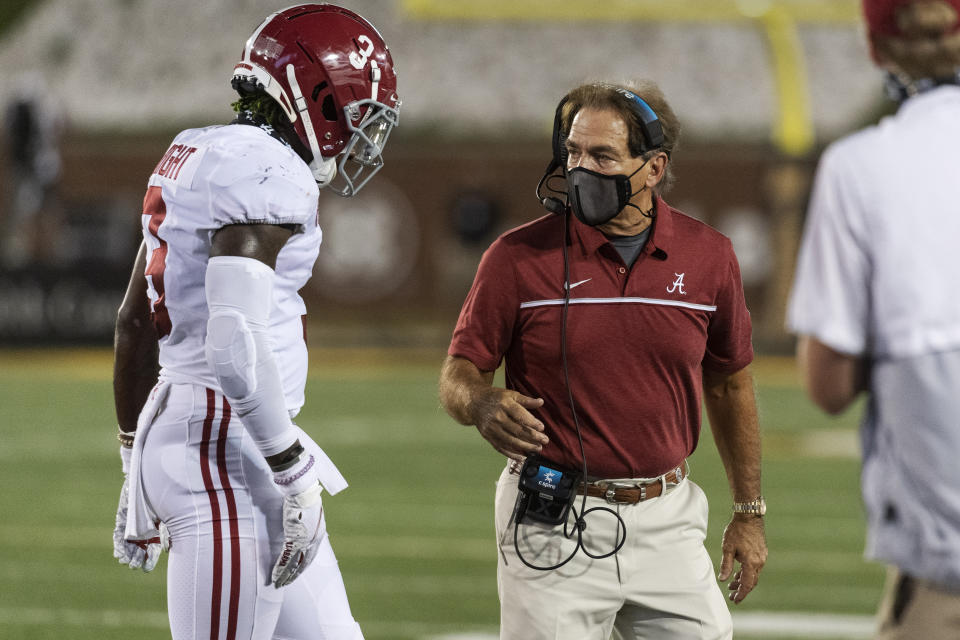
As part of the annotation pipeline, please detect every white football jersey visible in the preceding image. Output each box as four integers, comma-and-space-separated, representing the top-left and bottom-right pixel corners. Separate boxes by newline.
141, 123, 321, 414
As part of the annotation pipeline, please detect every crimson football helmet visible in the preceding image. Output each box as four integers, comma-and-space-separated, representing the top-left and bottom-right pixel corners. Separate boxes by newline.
232, 4, 400, 196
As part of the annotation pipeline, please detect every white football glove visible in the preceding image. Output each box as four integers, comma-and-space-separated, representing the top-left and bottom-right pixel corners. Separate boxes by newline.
271, 454, 326, 588
113, 445, 168, 572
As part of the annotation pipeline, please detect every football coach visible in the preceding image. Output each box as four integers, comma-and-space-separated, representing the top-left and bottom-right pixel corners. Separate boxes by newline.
439, 80, 766, 639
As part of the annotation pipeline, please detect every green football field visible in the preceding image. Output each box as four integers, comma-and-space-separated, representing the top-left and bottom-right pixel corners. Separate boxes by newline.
0, 348, 882, 640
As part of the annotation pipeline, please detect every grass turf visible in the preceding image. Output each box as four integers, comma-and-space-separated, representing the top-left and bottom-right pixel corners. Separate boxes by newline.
0, 349, 882, 639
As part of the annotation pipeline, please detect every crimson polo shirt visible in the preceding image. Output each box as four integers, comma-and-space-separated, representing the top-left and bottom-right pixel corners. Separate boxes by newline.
448, 196, 754, 479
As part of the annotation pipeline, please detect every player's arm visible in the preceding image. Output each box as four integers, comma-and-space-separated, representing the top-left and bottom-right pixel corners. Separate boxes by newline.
112, 241, 164, 572
796, 335, 867, 415
438, 355, 548, 461
114, 241, 159, 432
702, 364, 767, 604
207, 222, 326, 588
208, 222, 298, 466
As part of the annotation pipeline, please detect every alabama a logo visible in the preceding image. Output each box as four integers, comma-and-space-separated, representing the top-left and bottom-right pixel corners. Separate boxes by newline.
667, 273, 687, 295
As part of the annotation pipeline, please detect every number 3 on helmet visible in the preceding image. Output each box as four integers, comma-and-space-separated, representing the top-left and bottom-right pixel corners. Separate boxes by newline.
231, 3, 401, 196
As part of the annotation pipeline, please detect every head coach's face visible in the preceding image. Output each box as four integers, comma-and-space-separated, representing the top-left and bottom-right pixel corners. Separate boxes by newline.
560, 82, 679, 236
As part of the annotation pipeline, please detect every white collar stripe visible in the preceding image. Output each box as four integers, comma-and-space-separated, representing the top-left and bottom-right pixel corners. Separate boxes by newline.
519, 297, 717, 312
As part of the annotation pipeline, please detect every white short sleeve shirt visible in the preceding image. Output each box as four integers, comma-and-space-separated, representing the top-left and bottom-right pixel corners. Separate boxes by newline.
788, 86, 960, 587
787, 86, 960, 359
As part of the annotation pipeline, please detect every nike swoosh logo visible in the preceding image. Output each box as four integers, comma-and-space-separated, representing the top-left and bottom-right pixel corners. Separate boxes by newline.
564, 278, 592, 290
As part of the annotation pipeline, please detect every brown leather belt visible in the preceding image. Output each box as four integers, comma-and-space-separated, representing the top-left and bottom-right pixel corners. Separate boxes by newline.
510, 461, 687, 504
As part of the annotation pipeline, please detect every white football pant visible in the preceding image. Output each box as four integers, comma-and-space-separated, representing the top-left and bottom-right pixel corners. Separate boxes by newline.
138, 382, 363, 640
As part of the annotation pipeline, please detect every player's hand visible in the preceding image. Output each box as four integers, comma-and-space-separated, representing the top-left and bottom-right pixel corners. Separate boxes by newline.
113, 476, 168, 572
472, 388, 549, 461
113, 445, 169, 572
718, 514, 767, 603
272, 481, 326, 588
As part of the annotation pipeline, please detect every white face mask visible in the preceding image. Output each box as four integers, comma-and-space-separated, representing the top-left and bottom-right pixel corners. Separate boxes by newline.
566, 159, 648, 227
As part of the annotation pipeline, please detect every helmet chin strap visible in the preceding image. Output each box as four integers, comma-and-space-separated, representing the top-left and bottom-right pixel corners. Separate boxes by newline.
285, 64, 337, 187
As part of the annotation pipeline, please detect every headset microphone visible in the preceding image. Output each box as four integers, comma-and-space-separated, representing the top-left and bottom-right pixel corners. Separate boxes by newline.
536, 158, 567, 215
540, 196, 566, 215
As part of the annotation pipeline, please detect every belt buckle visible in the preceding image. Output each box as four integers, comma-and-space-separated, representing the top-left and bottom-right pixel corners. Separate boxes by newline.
665, 466, 683, 489
669, 462, 688, 487
602, 481, 638, 504
656, 463, 687, 497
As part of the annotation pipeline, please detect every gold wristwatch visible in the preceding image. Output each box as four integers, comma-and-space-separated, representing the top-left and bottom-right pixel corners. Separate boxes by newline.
732, 496, 766, 516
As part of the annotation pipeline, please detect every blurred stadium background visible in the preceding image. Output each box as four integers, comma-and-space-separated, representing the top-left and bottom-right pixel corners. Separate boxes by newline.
0, 1, 890, 638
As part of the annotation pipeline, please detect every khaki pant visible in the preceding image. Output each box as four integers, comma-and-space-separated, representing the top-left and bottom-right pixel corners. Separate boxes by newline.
875, 566, 960, 640
494, 465, 732, 640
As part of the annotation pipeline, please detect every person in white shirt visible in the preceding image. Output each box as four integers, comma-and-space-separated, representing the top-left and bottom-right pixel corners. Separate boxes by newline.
110, 5, 400, 639
787, 1, 960, 638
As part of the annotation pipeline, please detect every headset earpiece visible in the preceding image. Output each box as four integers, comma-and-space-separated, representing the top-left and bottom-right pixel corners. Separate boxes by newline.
535, 95, 570, 214
551, 96, 570, 169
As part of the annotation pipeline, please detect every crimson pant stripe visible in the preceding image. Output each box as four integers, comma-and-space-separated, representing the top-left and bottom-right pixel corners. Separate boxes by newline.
216, 399, 241, 640
199, 388, 224, 640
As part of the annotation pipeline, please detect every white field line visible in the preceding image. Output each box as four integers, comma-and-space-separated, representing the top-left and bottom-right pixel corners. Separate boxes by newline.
797, 429, 860, 458
734, 612, 875, 637
0, 607, 876, 639
424, 611, 876, 639
0, 607, 168, 628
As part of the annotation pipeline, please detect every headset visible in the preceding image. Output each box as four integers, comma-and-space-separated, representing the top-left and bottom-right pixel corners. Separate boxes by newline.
536, 85, 665, 214
517, 86, 666, 571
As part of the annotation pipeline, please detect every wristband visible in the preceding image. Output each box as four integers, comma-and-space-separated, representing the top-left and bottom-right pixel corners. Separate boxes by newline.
118, 428, 135, 449
273, 453, 319, 496
269, 443, 306, 472
120, 443, 133, 475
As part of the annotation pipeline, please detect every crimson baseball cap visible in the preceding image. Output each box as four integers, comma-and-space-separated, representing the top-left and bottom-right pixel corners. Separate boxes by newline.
862, 0, 960, 36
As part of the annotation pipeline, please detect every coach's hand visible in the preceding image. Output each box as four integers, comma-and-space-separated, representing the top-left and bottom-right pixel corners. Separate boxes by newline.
472, 388, 549, 461
718, 514, 767, 604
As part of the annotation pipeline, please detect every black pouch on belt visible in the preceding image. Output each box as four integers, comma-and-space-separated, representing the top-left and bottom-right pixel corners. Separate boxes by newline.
514, 454, 582, 526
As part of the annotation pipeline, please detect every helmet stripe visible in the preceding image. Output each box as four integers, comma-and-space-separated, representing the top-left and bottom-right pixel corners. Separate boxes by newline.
370, 60, 380, 101
286, 62, 338, 186
285, 64, 320, 158
241, 11, 279, 62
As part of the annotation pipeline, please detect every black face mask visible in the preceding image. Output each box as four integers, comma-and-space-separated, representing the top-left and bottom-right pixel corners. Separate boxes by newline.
567, 160, 648, 227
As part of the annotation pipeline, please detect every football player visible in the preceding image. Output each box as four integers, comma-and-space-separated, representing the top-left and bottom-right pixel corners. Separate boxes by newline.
111, 5, 399, 639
